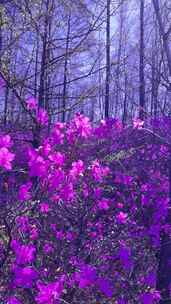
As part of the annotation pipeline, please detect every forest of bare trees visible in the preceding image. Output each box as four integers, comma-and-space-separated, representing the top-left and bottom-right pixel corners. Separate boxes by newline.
0, 0, 170, 124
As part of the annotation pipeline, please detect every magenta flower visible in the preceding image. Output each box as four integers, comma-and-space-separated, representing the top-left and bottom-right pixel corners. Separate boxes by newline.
75, 264, 97, 288
69, 160, 84, 181
140, 292, 154, 304
119, 243, 133, 271
0, 147, 15, 170
13, 266, 38, 288
18, 182, 32, 201
7, 296, 22, 304
43, 243, 54, 254
0, 134, 13, 148
91, 160, 110, 182
26, 97, 38, 110
66, 113, 92, 143
60, 182, 75, 202
16, 216, 29, 232
51, 122, 65, 145
36, 108, 48, 125
116, 212, 128, 224
29, 155, 48, 177
35, 280, 64, 304
98, 198, 110, 210
29, 226, 39, 240
97, 278, 113, 298
12, 241, 36, 265
49, 151, 65, 167
40, 202, 49, 213
133, 118, 144, 129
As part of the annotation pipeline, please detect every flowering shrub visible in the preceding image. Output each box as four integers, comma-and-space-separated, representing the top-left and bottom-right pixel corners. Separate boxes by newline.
0, 112, 170, 303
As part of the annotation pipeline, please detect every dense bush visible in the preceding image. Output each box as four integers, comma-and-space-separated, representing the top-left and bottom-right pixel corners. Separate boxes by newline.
0, 104, 170, 303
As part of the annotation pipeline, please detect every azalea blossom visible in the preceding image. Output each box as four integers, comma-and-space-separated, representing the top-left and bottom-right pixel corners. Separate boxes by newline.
36, 108, 49, 125
7, 296, 22, 304
18, 182, 32, 201
133, 118, 144, 129
26, 97, 38, 110
0, 147, 15, 170
116, 212, 128, 224
0, 134, 13, 148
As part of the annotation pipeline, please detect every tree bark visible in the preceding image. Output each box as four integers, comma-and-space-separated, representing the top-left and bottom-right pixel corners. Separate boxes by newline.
62, 12, 71, 123
139, 0, 145, 120
105, 0, 111, 119
152, 1, 171, 303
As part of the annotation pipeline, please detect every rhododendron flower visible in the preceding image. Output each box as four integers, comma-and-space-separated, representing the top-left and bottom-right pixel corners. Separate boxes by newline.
66, 231, 75, 241
40, 141, 51, 157
7, 296, 22, 304
30, 226, 39, 240
98, 198, 110, 210
26, 97, 37, 110
51, 122, 65, 145
35, 280, 64, 304
114, 119, 123, 131
119, 243, 133, 271
48, 169, 65, 190
82, 182, 89, 197
56, 230, 65, 240
91, 160, 110, 182
0, 147, 15, 170
16, 216, 29, 232
75, 264, 97, 288
69, 160, 84, 180
13, 266, 38, 288
133, 118, 144, 129
29, 154, 48, 177
116, 212, 128, 224
60, 182, 75, 202
43, 243, 54, 254
36, 108, 48, 125
97, 278, 113, 298
0, 134, 12, 148
40, 202, 49, 213
49, 151, 65, 167
18, 182, 32, 201
145, 271, 156, 287
66, 113, 92, 143
117, 202, 124, 208
140, 291, 161, 304
12, 241, 36, 265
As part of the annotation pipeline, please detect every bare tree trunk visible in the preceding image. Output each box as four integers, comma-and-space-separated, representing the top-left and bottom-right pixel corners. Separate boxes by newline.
105, 0, 111, 119
152, 1, 171, 303
62, 12, 71, 123
115, 4, 123, 117
152, 0, 171, 86
38, 0, 49, 108
139, 0, 145, 120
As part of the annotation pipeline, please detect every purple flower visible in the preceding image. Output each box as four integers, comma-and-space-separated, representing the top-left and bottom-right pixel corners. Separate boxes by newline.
98, 198, 110, 210
116, 212, 128, 224
26, 97, 37, 110
75, 264, 97, 288
0, 147, 15, 170
7, 296, 22, 304
18, 182, 32, 201
0, 134, 12, 148
36, 108, 48, 126
97, 278, 113, 298
13, 266, 38, 288
12, 241, 36, 265
35, 279, 64, 304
